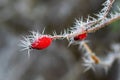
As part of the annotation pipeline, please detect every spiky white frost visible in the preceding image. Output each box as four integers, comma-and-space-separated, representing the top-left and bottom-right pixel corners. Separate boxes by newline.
19, 36, 31, 57
20, 36, 31, 51
82, 56, 95, 72
20, 31, 42, 57
51, 0, 118, 45
19, 0, 120, 70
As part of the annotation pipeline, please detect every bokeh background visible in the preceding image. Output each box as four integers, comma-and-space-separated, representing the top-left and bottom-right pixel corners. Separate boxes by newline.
0, 0, 120, 80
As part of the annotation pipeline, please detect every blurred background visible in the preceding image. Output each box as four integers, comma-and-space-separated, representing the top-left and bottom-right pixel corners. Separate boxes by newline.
0, 0, 120, 80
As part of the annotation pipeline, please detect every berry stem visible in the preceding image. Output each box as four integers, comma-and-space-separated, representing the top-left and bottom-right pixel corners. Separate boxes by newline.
82, 41, 100, 64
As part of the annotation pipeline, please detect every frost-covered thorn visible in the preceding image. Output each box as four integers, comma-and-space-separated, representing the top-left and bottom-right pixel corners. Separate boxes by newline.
19, 36, 32, 57
82, 53, 100, 72
20, 36, 31, 51
53, 31, 57, 36
82, 57, 95, 72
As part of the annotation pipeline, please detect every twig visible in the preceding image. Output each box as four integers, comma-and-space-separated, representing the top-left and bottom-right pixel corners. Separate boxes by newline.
82, 42, 100, 64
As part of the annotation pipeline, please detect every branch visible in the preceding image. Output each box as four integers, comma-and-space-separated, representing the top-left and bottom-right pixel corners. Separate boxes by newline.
20, 0, 120, 72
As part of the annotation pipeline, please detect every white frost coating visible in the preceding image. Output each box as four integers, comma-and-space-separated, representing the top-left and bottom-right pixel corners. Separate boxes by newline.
82, 56, 95, 72
19, 31, 42, 57
19, 0, 120, 72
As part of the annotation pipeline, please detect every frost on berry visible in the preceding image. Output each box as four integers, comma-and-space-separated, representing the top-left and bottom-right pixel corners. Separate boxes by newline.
31, 36, 52, 50
20, 31, 52, 56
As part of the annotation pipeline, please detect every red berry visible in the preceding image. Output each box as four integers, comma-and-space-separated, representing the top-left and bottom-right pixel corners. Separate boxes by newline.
74, 33, 87, 41
31, 36, 52, 50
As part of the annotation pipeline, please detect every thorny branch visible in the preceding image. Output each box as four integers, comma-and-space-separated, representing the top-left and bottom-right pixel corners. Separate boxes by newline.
52, 0, 116, 39
20, 0, 120, 72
